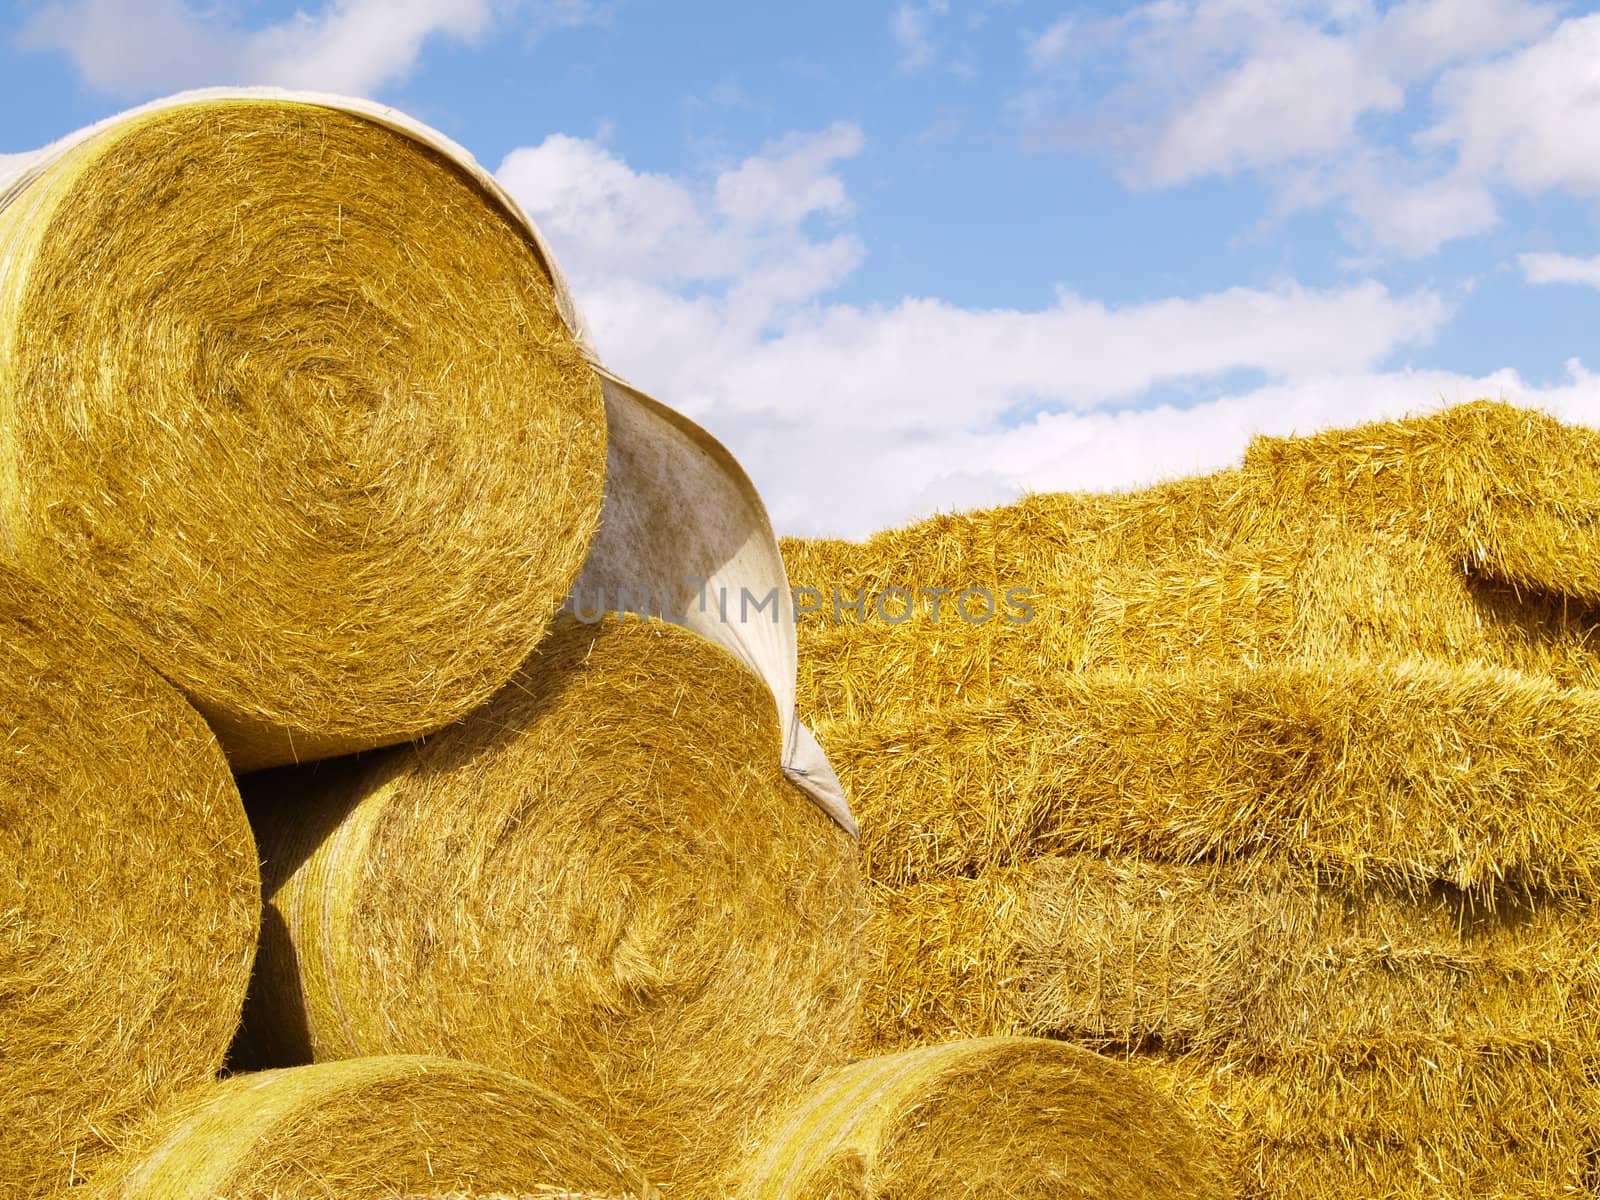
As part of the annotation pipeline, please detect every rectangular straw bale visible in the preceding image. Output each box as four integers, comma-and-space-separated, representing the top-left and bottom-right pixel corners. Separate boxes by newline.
794, 515, 1600, 727
864, 858, 1600, 1057
784, 469, 1258, 612
788, 406, 1600, 728
1242, 399, 1600, 607
820, 659, 1600, 894
864, 870, 1600, 1194
1019, 857, 1600, 1054
859, 870, 1031, 1055
1138, 1038, 1600, 1200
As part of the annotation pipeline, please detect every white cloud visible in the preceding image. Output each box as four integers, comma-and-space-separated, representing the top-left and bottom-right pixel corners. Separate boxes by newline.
891, 0, 950, 73
1371, 0, 1556, 79
1025, 17, 1074, 71
1520, 251, 1600, 289
500, 128, 1476, 536
1140, 26, 1404, 185
1333, 153, 1500, 256
888, 363, 1600, 526
1424, 14, 1600, 196
1017, 0, 1559, 258
242, 0, 496, 94
498, 125, 865, 336
16, 0, 588, 98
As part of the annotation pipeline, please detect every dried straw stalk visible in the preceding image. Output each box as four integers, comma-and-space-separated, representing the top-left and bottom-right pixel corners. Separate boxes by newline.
0, 571, 258, 1199
0, 98, 605, 768
241, 616, 867, 1196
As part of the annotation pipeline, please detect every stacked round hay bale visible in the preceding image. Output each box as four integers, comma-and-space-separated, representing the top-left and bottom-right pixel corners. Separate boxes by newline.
73, 1056, 655, 1199
0, 570, 259, 1199
0, 95, 607, 768
732, 1036, 1226, 1199
240, 615, 868, 1195
784, 405, 1600, 1198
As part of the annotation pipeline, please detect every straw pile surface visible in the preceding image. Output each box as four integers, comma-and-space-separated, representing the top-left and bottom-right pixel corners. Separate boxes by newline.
76, 1055, 656, 1199
0, 98, 606, 768
785, 404, 1600, 1198
851, 749, 1600, 1196
734, 1035, 1226, 1199
821, 656, 1600, 893
863, 858, 1600, 1049
1146, 1038, 1600, 1198
0, 571, 259, 1199
785, 403, 1600, 726
241, 615, 867, 1195
841, 661, 1600, 1195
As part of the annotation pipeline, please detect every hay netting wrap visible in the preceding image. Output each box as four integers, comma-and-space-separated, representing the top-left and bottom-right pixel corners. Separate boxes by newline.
0, 89, 606, 768
0, 570, 258, 1199
76, 1055, 656, 1199
567, 373, 857, 833
734, 1035, 1226, 1199
784, 402, 1600, 727
819, 657, 1600, 894
240, 615, 868, 1193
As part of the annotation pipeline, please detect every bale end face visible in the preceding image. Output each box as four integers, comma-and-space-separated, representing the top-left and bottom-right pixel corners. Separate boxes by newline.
0, 98, 607, 767
242, 615, 870, 1195
735, 1036, 1227, 1200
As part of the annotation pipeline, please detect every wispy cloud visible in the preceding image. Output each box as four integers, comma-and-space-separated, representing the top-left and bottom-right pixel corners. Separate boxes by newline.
891, 0, 950, 73
1424, 14, 1600, 195
1016, 0, 1561, 259
497, 126, 1486, 536
16, 0, 593, 98
1520, 251, 1600, 289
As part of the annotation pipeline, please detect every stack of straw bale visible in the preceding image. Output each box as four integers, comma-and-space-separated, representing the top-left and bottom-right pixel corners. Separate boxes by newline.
0, 89, 1281, 1199
240, 616, 870, 1196
785, 402, 1600, 1198
0, 570, 259, 1199
826, 657, 1600, 890
787, 401, 1600, 726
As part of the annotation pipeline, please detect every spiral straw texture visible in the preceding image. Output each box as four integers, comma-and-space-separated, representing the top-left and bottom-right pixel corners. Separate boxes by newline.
77, 1056, 656, 1199
0, 98, 606, 768
0, 570, 258, 1199
734, 1036, 1225, 1199
241, 616, 868, 1195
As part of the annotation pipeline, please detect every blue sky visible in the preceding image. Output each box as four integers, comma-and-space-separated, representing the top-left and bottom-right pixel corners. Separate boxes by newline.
5, 0, 1600, 535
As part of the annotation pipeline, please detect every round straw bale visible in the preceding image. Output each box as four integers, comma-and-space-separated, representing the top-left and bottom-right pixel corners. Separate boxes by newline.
734, 1036, 1226, 1199
0, 99, 605, 768
76, 1055, 655, 1199
0, 571, 258, 1199
241, 615, 867, 1194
